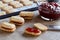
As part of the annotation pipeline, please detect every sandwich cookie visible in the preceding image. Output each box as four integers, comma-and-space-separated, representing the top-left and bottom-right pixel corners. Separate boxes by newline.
24, 27, 41, 36
10, 16, 25, 26
0, 22, 16, 32
20, 11, 34, 20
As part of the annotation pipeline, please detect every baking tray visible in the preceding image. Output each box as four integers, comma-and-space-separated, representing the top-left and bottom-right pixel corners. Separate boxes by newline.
0, 3, 38, 19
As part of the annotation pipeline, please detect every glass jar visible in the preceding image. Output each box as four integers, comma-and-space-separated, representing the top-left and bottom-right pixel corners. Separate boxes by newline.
38, 2, 60, 21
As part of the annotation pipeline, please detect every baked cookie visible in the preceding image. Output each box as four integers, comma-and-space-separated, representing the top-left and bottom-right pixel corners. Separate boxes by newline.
0, 1, 4, 8
9, 1, 23, 8
0, 3, 8, 9
34, 23, 48, 31
1, 6, 14, 13
0, 22, 16, 32
5, 9, 18, 13
0, 11, 6, 16
10, 16, 25, 26
2, 6, 13, 10
22, 1, 33, 6
24, 27, 41, 36
2, 0, 14, 3
19, 0, 29, 3
20, 11, 34, 19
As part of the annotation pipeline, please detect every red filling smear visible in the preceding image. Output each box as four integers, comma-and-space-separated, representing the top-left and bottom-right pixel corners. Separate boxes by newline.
26, 27, 40, 33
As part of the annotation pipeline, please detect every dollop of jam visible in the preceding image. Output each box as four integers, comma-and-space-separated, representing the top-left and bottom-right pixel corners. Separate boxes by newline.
26, 27, 40, 33
39, 2, 60, 20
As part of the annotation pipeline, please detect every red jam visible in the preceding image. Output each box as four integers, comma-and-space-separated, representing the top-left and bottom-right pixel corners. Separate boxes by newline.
38, 2, 60, 20
26, 27, 40, 33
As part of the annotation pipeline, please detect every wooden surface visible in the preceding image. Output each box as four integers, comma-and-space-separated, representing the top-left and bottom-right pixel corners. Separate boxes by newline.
0, 11, 60, 40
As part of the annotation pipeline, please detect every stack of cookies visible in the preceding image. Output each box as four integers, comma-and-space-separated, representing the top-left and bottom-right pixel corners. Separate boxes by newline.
0, 22, 16, 32
0, 16, 25, 32
24, 23, 48, 36
0, 11, 34, 32
0, 0, 35, 16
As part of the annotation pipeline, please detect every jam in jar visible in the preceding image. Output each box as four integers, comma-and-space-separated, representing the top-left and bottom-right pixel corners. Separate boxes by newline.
38, 2, 60, 20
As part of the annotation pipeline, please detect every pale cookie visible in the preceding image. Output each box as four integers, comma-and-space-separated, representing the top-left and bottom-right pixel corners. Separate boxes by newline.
34, 23, 48, 31
10, 16, 25, 26
20, 11, 34, 20
0, 11, 6, 16
9, 1, 23, 8
0, 22, 16, 32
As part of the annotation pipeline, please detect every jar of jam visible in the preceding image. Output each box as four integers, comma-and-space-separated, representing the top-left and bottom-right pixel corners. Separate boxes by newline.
38, 2, 60, 20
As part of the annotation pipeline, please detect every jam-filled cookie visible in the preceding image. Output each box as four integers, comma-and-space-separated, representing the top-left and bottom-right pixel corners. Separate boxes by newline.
10, 16, 25, 26
20, 11, 34, 20
24, 27, 41, 36
0, 22, 16, 32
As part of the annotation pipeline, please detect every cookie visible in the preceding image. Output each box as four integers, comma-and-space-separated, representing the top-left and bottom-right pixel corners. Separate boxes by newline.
1, 6, 14, 13
9, 1, 23, 8
0, 11, 6, 16
22, 1, 33, 6
2, 6, 13, 10
5, 9, 18, 13
2, 0, 14, 3
0, 4, 8, 9
24, 27, 41, 36
0, 1, 4, 8
0, 22, 16, 32
34, 23, 48, 31
10, 16, 25, 26
20, 11, 34, 20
